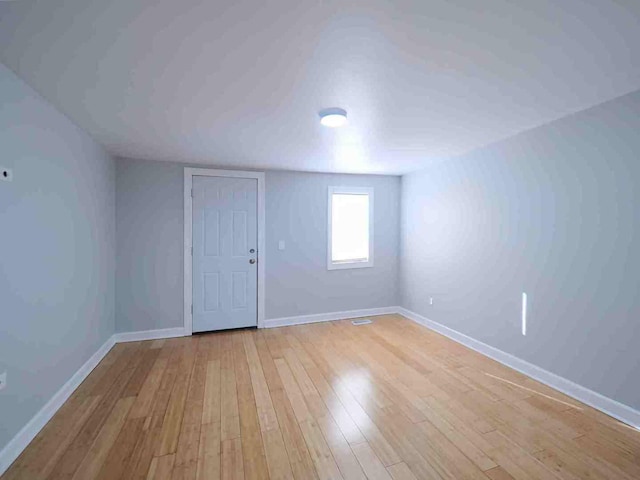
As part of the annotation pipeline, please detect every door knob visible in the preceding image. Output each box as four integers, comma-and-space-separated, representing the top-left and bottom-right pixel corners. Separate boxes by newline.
249, 259, 256, 264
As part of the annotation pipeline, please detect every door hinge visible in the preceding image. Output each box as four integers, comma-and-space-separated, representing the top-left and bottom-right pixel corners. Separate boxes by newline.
191, 188, 194, 197
191, 304, 193, 314
191, 247, 193, 256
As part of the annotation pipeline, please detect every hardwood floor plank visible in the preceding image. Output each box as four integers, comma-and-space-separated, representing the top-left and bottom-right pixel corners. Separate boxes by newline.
365, 410, 444, 480
95, 417, 146, 480
261, 429, 294, 480
146, 454, 176, 480
47, 360, 143, 479
150, 346, 181, 419
425, 391, 496, 436
282, 349, 317, 397
298, 420, 344, 480
172, 340, 210, 479
126, 415, 168, 480
304, 365, 367, 446
270, 388, 319, 480
274, 358, 313, 423
71, 396, 135, 480
417, 402, 497, 472
298, 340, 401, 467
482, 430, 560, 480
4, 315, 640, 480
173, 422, 201, 480
315, 415, 367, 480
123, 348, 162, 398
130, 358, 169, 419
508, 398, 581, 440
3, 395, 102, 480
221, 438, 245, 480
323, 374, 402, 467
287, 331, 366, 446
351, 442, 393, 480
386, 462, 419, 480
573, 433, 640, 479
254, 333, 285, 392
60, 347, 118, 403
196, 422, 221, 480
220, 341, 241, 441
232, 334, 270, 480
156, 344, 195, 456
202, 360, 222, 426
282, 349, 329, 420
182, 339, 208, 426
243, 333, 280, 432
87, 344, 139, 397
482, 467, 515, 480
413, 418, 488, 480
262, 329, 289, 359
341, 328, 433, 419
564, 407, 640, 454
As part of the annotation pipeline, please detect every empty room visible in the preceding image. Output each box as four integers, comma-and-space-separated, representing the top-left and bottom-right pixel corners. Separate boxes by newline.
1, 1, 639, 479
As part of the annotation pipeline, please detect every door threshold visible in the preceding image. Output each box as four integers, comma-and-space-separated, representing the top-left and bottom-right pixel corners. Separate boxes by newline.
193, 325, 258, 335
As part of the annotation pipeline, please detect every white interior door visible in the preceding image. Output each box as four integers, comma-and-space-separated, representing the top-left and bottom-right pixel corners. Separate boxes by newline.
192, 175, 258, 332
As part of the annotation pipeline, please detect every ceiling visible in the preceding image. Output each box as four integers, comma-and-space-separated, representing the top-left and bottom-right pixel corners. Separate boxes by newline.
1, 0, 640, 175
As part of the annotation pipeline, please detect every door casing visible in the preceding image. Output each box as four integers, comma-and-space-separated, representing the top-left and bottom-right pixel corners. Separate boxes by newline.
184, 168, 265, 334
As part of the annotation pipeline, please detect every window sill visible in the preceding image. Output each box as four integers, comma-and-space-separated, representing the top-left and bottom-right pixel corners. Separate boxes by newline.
327, 260, 374, 271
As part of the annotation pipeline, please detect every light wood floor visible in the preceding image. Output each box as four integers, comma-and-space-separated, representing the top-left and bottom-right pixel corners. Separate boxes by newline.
3, 314, 640, 480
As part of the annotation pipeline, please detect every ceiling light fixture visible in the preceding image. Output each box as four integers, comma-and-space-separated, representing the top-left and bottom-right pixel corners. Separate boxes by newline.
319, 107, 347, 127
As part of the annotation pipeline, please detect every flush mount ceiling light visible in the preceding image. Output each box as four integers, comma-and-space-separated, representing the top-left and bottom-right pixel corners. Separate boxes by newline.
319, 107, 347, 127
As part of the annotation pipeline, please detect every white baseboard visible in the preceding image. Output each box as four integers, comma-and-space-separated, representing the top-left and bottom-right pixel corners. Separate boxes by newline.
264, 306, 399, 329
397, 307, 640, 431
114, 327, 186, 343
0, 335, 117, 476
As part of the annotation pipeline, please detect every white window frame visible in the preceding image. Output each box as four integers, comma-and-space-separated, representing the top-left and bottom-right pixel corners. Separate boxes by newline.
327, 186, 374, 270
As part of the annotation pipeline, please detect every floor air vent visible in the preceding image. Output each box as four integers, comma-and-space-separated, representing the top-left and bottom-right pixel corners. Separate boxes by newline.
351, 318, 373, 326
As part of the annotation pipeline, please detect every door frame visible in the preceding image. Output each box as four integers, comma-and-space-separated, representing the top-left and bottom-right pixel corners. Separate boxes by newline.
184, 167, 266, 334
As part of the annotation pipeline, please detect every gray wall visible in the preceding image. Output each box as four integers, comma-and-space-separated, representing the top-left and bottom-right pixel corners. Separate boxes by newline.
115, 158, 400, 332
0, 64, 116, 451
265, 171, 400, 318
400, 90, 640, 410
116, 159, 184, 332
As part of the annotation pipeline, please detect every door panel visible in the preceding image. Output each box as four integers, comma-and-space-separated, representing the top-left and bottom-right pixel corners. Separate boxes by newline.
193, 176, 258, 332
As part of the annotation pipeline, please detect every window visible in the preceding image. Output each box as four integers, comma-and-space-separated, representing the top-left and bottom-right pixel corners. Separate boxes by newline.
328, 186, 374, 270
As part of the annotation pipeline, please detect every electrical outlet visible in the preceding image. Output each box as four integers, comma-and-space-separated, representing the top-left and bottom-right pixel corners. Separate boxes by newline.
0, 372, 6, 391
429, 297, 434, 305
1, 167, 13, 182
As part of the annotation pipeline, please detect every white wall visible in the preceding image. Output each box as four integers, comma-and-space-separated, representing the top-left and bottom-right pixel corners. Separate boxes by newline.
0, 63, 116, 452
400, 90, 640, 410
116, 158, 400, 332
